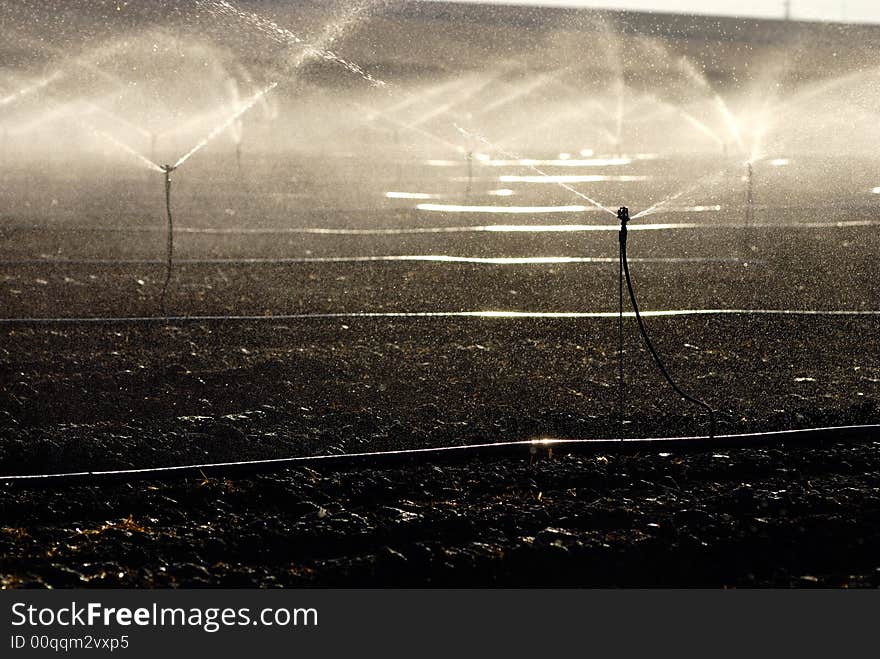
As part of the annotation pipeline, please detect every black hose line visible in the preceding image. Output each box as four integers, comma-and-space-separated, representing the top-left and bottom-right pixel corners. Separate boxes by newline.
618, 207, 717, 438
1, 425, 876, 488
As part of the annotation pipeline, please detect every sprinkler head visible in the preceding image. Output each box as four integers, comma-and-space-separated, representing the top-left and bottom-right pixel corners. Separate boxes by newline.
162, 164, 175, 173
617, 206, 630, 225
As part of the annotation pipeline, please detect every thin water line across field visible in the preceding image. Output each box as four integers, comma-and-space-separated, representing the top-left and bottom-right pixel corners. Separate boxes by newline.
0, 255, 760, 266
2, 220, 877, 236
1, 308, 878, 325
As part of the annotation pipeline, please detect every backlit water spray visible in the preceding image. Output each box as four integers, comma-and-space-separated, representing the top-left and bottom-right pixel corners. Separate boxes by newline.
632, 168, 726, 220
454, 125, 617, 216
197, 0, 388, 89
0, 71, 63, 108
84, 81, 279, 311
172, 82, 277, 169
84, 122, 164, 174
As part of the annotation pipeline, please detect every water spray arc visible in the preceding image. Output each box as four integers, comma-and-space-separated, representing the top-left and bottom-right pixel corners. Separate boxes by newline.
172, 82, 277, 170
82, 81, 280, 313
616, 206, 717, 438
151, 132, 158, 165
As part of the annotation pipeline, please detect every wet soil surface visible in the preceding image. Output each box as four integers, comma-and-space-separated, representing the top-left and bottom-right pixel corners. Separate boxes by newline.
2, 443, 879, 588
0, 165, 878, 587
1, 317, 878, 587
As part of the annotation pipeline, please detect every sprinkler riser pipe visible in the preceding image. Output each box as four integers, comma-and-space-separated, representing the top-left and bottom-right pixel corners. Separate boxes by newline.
746, 162, 754, 224
159, 165, 175, 313
617, 206, 630, 429
617, 204, 716, 438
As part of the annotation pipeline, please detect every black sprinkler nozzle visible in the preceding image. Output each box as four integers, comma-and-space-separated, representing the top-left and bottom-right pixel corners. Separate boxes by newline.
617, 206, 629, 225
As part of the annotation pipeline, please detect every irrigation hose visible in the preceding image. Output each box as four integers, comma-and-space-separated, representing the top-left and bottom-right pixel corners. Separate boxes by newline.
619, 207, 717, 438
0, 425, 877, 488
1, 310, 879, 324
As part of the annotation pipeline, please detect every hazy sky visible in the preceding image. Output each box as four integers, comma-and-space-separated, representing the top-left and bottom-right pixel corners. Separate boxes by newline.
440, 1, 880, 24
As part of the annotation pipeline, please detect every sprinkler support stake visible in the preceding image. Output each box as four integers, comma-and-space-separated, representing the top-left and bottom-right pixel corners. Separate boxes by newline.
159, 164, 175, 313
618, 206, 716, 438
746, 162, 754, 224
744, 161, 755, 257
466, 150, 474, 198
618, 206, 627, 431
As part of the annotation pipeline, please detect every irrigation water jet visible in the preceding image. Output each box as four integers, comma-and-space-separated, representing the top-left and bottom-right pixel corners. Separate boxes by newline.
84, 121, 164, 174
126, 86, 274, 310
631, 169, 725, 220
82, 102, 161, 170
617, 206, 717, 438
455, 124, 617, 216
473, 70, 565, 118
198, 0, 388, 90
680, 110, 725, 152
354, 101, 464, 155
0, 71, 63, 108
172, 82, 277, 170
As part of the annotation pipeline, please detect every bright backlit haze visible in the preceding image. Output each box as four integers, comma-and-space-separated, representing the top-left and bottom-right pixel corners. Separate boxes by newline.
438, 0, 880, 24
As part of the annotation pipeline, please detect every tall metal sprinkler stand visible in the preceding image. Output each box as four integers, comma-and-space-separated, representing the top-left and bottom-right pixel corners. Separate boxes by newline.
743, 161, 755, 257
465, 150, 474, 199
617, 206, 629, 431
617, 205, 717, 438
159, 164, 176, 314
746, 161, 754, 224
